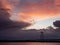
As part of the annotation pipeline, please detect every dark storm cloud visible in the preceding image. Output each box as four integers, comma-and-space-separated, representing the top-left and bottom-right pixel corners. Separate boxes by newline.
0, 15, 31, 30
0, 2, 31, 30
0, 21, 31, 30
53, 20, 60, 27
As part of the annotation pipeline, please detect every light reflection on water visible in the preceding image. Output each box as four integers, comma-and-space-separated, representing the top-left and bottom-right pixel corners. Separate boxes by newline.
0, 42, 60, 45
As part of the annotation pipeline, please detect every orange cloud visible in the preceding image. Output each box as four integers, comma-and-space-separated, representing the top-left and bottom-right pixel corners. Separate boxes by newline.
1, 0, 60, 23
0, 0, 14, 15
15, 0, 60, 23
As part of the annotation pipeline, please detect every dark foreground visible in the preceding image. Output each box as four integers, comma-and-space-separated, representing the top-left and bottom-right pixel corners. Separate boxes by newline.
0, 39, 60, 42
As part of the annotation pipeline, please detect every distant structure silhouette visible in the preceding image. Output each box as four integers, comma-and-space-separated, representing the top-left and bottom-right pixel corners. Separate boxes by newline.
40, 31, 44, 41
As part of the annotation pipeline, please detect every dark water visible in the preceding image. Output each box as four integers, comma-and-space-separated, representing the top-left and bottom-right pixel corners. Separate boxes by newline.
0, 42, 60, 45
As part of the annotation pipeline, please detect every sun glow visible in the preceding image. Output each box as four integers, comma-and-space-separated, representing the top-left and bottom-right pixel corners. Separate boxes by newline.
25, 18, 46, 29
25, 17, 60, 29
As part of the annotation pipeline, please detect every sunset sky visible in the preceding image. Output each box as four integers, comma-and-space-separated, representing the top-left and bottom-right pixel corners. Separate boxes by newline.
0, 0, 60, 29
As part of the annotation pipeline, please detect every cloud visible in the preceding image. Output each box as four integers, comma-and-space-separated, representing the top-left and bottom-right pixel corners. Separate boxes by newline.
13, 0, 60, 22
53, 20, 60, 27
11, 0, 54, 22
0, 21, 31, 30
0, 2, 31, 30
0, 0, 60, 29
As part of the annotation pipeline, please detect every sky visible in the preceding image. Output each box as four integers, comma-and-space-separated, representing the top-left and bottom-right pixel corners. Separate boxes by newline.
0, 0, 60, 29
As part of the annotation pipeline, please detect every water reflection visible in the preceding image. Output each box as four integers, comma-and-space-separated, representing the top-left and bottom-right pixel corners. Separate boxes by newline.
0, 42, 60, 45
